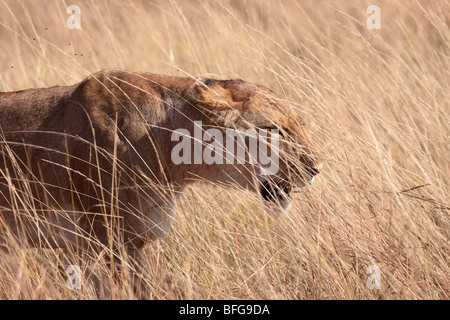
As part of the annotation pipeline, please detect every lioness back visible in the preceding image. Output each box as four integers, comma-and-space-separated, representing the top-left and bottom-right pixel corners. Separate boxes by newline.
0, 70, 192, 249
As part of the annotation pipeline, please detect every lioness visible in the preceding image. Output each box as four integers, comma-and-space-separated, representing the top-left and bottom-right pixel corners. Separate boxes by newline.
0, 70, 321, 293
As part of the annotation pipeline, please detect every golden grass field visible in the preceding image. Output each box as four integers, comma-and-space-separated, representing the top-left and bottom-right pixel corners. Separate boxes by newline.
0, 0, 448, 299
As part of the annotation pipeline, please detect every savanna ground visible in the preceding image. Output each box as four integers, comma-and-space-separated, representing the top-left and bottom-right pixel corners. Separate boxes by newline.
0, 0, 448, 299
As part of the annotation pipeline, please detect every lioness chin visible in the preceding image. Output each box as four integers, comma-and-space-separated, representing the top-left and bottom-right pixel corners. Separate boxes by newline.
0, 70, 321, 296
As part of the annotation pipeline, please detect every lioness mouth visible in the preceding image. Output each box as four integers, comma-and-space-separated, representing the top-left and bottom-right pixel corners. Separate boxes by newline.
260, 179, 292, 204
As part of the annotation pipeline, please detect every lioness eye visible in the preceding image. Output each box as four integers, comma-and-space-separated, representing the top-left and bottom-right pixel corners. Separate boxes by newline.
259, 127, 284, 138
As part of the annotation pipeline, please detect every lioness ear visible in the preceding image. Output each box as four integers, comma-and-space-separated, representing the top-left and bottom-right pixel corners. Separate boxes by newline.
192, 79, 235, 110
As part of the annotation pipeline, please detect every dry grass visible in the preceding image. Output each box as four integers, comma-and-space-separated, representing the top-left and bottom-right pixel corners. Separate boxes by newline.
0, 0, 448, 299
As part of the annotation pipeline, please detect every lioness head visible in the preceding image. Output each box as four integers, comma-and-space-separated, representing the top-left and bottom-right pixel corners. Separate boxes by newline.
176, 78, 322, 212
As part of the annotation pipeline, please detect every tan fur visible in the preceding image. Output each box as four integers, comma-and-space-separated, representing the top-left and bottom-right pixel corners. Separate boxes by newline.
0, 70, 321, 293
